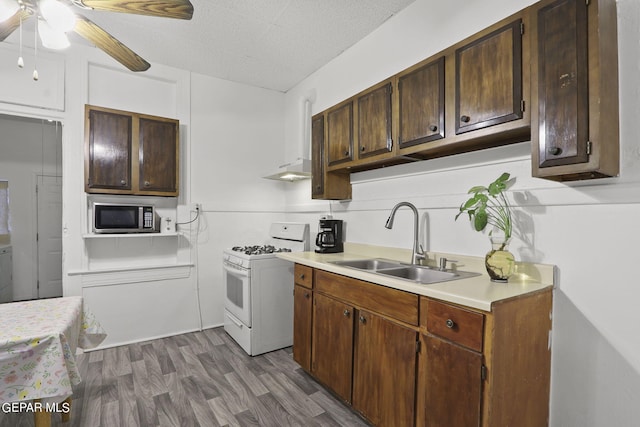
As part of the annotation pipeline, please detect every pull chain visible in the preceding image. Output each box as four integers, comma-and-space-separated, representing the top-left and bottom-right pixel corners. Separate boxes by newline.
17, 14, 24, 68
33, 16, 38, 81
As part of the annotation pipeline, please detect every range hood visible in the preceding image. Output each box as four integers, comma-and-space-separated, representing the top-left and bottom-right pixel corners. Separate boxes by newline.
263, 95, 314, 182
263, 158, 312, 181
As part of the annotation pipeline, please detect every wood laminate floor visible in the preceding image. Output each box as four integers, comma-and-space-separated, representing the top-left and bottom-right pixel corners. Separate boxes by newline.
0, 327, 370, 427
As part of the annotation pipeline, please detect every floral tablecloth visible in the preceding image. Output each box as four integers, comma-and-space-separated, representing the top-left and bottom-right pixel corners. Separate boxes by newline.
0, 296, 106, 403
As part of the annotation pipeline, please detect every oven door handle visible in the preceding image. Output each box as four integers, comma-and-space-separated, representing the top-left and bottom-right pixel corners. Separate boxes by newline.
223, 261, 250, 277
226, 313, 244, 329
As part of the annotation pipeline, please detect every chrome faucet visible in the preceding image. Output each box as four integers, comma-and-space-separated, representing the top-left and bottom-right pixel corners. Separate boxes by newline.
384, 202, 426, 265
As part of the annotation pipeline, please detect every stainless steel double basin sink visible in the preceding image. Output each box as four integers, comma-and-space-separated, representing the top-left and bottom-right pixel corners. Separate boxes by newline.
330, 258, 479, 285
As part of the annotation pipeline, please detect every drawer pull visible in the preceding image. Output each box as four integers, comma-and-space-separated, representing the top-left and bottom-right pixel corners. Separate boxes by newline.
446, 319, 455, 329
429, 125, 438, 132
343, 309, 351, 317
304, 292, 310, 299
359, 315, 366, 324
300, 273, 305, 280
460, 115, 471, 123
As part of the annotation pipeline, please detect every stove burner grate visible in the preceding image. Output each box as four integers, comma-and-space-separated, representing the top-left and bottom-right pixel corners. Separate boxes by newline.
232, 245, 293, 255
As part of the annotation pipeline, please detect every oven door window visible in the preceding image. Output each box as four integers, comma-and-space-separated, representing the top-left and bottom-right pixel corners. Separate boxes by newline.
223, 264, 251, 326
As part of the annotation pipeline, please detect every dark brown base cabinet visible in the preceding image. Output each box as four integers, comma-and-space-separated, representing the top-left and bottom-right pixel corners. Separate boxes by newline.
292, 264, 553, 427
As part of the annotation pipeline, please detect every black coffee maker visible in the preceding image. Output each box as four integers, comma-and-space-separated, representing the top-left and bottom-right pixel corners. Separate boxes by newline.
315, 219, 344, 253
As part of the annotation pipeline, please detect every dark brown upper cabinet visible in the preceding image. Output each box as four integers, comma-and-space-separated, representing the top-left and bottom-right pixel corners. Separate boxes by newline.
326, 100, 354, 167
312, 112, 351, 200
85, 107, 133, 192
397, 57, 445, 149
531, 0, 619, 180
311, 114, 325, 199
85, 105, 180, 197
310, 0, 619, 199
455, 19, 524, 135
356, 81, 393, 158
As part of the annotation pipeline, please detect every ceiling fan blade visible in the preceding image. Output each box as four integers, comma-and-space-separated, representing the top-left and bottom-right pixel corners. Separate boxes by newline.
74, 14, 150, 71
78, 0, 193, 20
0, 9, 33, 42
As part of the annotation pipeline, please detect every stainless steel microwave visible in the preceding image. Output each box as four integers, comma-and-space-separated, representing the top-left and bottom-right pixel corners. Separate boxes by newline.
93, 203, 160, 234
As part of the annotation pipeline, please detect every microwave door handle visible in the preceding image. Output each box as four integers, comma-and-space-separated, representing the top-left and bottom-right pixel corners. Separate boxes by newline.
138, 206, 144, 230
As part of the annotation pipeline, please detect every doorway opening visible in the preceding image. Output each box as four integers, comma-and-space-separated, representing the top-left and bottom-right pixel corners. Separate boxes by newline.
0, 114, 63, 301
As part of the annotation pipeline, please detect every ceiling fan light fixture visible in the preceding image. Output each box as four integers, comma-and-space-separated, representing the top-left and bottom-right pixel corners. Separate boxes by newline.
38, 17, 70, 49
0, 0, 19, 22
40, 0, 76, 32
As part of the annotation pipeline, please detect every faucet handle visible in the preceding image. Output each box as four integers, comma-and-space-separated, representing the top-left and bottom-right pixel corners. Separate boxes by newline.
439, 257, 458, 271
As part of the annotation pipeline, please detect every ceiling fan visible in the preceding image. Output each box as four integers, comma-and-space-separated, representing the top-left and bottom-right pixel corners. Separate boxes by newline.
0, 0, 194, 72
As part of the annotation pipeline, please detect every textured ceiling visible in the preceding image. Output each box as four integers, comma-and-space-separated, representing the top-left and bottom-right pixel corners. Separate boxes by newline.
46, 0, 416, 92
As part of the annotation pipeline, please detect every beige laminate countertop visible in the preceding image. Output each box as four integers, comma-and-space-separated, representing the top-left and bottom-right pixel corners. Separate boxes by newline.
277, 243, 555, 312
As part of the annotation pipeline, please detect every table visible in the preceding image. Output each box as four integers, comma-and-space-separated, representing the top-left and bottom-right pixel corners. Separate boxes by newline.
0, 296, 106, 426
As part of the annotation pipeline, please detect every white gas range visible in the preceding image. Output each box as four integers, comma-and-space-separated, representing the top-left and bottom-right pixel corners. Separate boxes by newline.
223, 222, 309, 356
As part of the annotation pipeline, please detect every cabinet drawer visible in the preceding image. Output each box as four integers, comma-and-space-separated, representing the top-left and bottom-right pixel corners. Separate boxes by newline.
315, 270, 418, 325
294, 264, 313, 288
424, 299, 484, 352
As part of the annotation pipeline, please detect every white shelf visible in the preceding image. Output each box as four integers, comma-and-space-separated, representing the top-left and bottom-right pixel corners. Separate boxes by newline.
83, 232, 179, 239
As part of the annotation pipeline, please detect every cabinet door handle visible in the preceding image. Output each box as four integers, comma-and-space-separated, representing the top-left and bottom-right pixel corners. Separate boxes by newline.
429, 125, 438, 132
547, 146, 562, 156
344, 150, 350, 156
343, 309, 351, 317
460, 115, 471, 123
144, 181, 151, 187
446, 319, 455, 329
120, 180, 127, 186
299, 273, 305, 280
304, 292, 310, 299
360, 146, 366, 152
359, 315, 366, 324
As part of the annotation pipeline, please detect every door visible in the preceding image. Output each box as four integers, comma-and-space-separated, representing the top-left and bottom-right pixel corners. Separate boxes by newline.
311, 114, 325, 199
535, 0, 589, 168
311, 292, 354, 403
326, 101, 354, 166
423, 334, 483, 427
293, 284, 313, 371
455, 19, 524, 134
223, 260, 251, 326
352, 310, 417, 426
398, 57, 446, 148
138, 117, 178, 194
85, 108, 132, 191
357, 82, 393, 158
36, 175, 62, 298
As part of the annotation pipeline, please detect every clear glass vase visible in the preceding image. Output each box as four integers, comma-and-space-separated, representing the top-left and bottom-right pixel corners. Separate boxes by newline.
485, 234, 515, 282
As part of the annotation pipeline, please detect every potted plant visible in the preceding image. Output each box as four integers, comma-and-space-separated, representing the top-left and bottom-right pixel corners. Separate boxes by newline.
455, 172, 515, 282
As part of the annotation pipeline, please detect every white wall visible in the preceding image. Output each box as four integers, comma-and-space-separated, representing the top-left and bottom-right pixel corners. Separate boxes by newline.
282, 0, 640, 425
189, 72, 286, 328
0, 39, 287, 347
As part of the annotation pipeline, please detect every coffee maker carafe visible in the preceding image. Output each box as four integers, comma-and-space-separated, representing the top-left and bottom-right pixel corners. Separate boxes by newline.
315, 219, 344, 253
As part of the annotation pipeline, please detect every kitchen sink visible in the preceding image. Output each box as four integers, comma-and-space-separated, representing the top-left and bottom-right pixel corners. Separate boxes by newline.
330, 258, 404, 270
376, 266, 478, 284
330, 258, 479, 285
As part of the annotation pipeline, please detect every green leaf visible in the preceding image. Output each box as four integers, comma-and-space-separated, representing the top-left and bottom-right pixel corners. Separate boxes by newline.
473, 209, 488, 231
461, 197, 478, 210
468, 185, 487, 194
